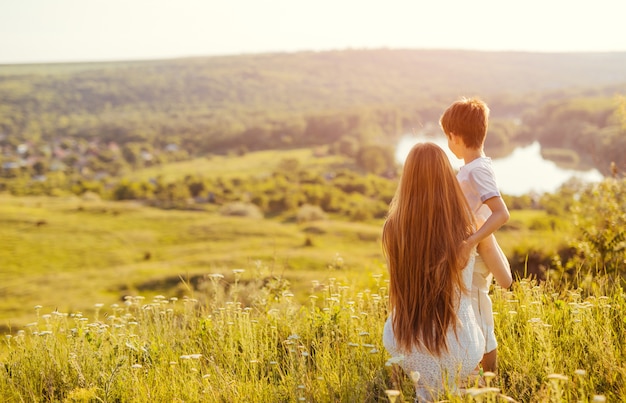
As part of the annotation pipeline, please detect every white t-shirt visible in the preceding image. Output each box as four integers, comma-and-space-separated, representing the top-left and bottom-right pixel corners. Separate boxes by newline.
456, 157, 500, 218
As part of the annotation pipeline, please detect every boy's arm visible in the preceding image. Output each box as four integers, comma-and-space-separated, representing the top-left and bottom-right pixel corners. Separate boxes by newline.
466, 195, 510, 248
477, 234, 512, 288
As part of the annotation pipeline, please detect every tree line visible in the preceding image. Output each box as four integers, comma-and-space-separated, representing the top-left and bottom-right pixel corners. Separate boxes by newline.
1, 49, 625, 190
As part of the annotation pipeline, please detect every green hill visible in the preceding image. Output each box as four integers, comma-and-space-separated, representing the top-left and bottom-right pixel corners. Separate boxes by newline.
2, 49, 626, 153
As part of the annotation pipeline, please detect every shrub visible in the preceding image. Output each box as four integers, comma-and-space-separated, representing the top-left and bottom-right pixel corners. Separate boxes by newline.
569, 178, 626, 275
296, 204, 327, 223
219, 202, 263, 219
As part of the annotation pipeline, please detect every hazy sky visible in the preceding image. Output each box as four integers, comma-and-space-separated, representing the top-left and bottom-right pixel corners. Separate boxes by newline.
1, 0, 625, 64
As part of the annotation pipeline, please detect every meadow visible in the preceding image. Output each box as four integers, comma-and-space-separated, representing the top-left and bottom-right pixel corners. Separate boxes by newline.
2, 146, 623, 401
1, 265, 624, 402
0, 191, 566, 333
0, 193, 386, 331
3, 192, 622, 402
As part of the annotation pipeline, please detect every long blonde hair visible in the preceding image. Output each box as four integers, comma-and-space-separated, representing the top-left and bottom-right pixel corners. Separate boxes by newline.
382, 142, 474, 355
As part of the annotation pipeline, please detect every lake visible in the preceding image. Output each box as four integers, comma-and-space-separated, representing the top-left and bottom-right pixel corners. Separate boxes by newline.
395, 135, 604, 196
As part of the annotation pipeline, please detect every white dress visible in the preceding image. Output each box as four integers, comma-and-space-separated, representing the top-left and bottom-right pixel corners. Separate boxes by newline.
457, 157, 501, 354
383, 253, 485, 401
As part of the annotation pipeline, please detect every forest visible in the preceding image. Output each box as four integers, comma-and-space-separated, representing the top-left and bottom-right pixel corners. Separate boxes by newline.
1, 49, 626, 187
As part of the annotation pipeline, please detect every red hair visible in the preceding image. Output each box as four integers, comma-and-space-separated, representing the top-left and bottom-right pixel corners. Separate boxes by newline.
382, 142, 474, 355
439, 97, 490, 149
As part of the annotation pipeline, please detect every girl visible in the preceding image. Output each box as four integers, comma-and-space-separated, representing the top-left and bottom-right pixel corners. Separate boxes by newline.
382, 142, 510, 401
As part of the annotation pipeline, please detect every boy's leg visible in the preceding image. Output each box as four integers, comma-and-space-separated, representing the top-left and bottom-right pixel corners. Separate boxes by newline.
481, 349, 497, 372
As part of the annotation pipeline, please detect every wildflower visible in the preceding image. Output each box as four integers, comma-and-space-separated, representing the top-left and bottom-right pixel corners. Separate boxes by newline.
410, 371, 420, 384
498, 395, 517, 402
574, 369, 587, 376
370, 348, 379, 354
132, 364, 143, 369
547, 373, 568, 382
592, 395, 606, 402
232, 269, 245, 275
483, 371, 496, 385
384, 389, 401, 403
385, 355, 405, 366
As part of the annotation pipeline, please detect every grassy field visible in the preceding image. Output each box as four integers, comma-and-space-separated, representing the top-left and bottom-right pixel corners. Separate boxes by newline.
1, 186, 619, 401
0, 193, 387, 331
1, 145, 594, 401
0, 189, 572, 333
1, 267, 623, 401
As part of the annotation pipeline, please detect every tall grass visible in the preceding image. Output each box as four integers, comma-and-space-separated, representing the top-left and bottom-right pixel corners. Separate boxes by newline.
1, 267, 623, 402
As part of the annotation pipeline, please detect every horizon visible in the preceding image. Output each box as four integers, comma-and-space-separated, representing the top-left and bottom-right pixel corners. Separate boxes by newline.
2, 0, 625, 65
5, 47, 626, 67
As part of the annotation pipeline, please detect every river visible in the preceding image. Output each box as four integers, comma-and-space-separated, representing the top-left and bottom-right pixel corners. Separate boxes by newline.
395, 135, 604, 196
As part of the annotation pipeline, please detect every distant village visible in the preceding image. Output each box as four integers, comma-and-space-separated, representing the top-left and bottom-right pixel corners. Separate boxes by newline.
0, 134, 182, 181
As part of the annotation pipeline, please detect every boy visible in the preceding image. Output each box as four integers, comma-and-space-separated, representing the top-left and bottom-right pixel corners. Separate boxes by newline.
439, 96, 511, 372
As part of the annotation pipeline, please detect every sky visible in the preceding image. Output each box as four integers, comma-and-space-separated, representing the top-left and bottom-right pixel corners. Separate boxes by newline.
1, 0, 625, 64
